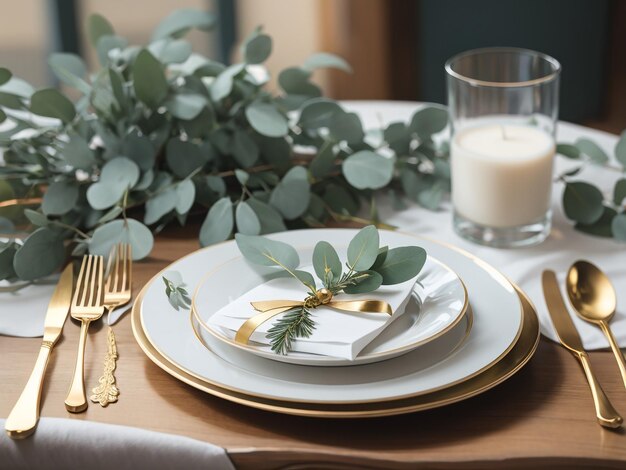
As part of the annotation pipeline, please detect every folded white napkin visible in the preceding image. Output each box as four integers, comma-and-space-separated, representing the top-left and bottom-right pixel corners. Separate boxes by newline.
0, 417, 234, 470
207, 267, 418, 360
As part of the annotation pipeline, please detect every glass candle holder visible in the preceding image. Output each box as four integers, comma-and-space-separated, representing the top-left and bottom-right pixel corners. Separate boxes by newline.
446, 47, 561, 248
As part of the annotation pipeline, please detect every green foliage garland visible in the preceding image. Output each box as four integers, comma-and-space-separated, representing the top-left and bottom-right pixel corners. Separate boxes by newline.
0, 9, 449, 285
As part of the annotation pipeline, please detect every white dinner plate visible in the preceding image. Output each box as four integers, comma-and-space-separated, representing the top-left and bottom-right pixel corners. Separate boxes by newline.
139, 228, 522, 404
193, 253, 468, 366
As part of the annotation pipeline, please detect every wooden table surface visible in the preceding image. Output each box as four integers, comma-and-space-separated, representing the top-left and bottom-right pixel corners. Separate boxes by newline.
2, 228, 626, 469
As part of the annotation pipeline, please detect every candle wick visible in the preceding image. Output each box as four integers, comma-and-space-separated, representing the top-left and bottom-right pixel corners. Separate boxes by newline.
501, 126, 508, 140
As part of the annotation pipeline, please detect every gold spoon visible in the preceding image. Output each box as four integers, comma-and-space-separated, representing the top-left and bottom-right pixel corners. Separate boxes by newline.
566, 260, 626, 388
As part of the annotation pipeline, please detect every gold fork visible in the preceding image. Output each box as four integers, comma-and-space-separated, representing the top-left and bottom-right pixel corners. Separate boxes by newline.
64, 255, 105, 413
90, 243, 132, 407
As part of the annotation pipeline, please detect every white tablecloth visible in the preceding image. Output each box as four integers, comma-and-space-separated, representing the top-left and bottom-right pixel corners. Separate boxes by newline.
1, 100, 624, 351
0, 418, 234, 470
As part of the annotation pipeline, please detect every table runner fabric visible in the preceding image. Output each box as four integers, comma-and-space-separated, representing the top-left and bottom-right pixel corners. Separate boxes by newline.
0, 101, 624, 351
0, 418, 234, 470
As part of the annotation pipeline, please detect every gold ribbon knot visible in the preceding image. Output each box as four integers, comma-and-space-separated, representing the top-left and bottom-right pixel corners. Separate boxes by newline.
234, 288, 392, 345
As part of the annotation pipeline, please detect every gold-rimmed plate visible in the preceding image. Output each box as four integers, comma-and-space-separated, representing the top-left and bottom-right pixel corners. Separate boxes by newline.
132, 285, 538, 417
193, 253, 469, 366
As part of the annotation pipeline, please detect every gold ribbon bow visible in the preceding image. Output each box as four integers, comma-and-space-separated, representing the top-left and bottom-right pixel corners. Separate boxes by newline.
234, 288, 393, 345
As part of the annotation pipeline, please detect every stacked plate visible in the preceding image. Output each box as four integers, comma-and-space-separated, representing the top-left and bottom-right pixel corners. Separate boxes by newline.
132, 229, 540, 417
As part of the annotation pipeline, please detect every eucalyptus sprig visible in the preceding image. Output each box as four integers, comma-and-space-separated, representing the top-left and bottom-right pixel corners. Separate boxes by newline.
235, 226, 426, 354
0, 8, 449, 287
557, 131, 626, 240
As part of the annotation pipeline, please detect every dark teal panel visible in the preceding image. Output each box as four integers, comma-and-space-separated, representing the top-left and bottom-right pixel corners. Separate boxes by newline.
417, 0, 610, 122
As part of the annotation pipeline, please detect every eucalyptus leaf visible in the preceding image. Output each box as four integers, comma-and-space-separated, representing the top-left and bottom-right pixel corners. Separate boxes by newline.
62, 133, 95, 169
312, 241, 342, 285
410, 106, 448, 138
175, 179, 195, 214
269, 166, 310, 219
149, 38, 193, 64
122, 129, 156, 171
556, 143, 580, 159
30, 88, 76, 123
575, 138, 609, 164
245, 101, 288, 137
88, 14, 114, 47
86, 157, 140, 210
24, 209, 49, 227
210, 63, 244, 102
342, 151, 394, 190
329, 111, 363, 144
0, 242, 17, 280
246, 198, 286, 234
13, 228, 65, 280
133, 49, 168, 109
611, 213, 626, 241
0, 67, 11, 86
90, 218, 154, 260
309, 143, 335, 178
343, 270, 382, 294
244, 33, 272, 64
562, 181, 604, 225
48, 53, 90, 94
0, 108, 5, 123
236, 201, 261, 235
144, 187, 177, 225
347, 225, 379, 271
278, 67, 320, 97
298, 99, 342, 129
575, 207, 616, 238
614, 179, 626, 206
165, 93, 207, 120
166, 138, 206, 178
232, 129, 259, 167
235, 233, 299, 270
199, 196, 233, 246
372, 246, 426, 285
302, 52, 351, 73
42, 181, 79, 216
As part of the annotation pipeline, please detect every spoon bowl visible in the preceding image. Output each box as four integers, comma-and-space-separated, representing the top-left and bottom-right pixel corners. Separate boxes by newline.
566, 260, 617, 324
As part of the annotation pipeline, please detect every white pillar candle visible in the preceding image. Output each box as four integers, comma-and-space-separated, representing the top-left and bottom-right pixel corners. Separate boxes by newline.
451, 124, 556, 228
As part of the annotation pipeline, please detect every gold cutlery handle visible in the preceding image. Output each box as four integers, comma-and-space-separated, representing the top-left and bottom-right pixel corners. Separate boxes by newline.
65, 320, 91, 413
4, 342, 53, 439
598, 320, 626, 389
577, 351, 622, 428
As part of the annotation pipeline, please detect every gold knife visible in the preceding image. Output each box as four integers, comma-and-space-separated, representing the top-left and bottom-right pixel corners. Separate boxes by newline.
5, 264, 74, 439
542, 270, 622, 428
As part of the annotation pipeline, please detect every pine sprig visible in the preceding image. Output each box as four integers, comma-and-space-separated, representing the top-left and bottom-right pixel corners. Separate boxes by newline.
266, 307, 315, 355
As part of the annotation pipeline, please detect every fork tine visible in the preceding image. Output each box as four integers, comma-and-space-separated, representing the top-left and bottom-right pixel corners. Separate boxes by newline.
115, 243, 122, 292
73, 256, 87, 307
95, 256, 104, 306
104, 245, 116, 292
80, 255, 93, 307
121, 243, 129, 291
87, 255, 97, 307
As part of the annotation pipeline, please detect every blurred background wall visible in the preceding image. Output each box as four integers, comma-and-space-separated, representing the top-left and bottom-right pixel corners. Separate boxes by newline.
0, 0, 623, 132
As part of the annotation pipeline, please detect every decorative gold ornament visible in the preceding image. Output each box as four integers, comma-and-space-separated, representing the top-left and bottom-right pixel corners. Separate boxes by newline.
90, 327, 120, 407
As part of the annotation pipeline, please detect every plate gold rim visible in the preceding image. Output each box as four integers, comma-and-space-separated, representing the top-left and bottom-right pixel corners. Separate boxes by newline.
131, 284, 538, 418
191, 250, 470, 365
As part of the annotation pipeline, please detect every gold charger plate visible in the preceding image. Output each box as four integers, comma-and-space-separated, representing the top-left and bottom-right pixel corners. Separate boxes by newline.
131, 284, 539, 418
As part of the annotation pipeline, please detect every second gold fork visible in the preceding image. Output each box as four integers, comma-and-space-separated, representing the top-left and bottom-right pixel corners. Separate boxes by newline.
91, 243, 132, 407
65, 255, 105, 413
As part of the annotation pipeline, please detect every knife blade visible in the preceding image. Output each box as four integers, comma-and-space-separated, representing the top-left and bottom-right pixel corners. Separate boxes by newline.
542, 270, 585, 353
5, 264, 74, 439
542, 270, 622, 428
